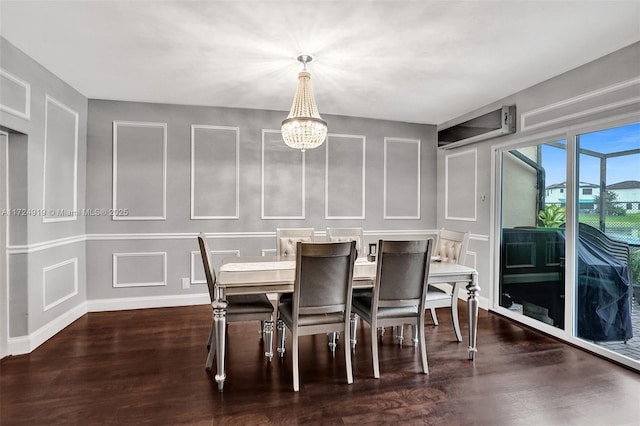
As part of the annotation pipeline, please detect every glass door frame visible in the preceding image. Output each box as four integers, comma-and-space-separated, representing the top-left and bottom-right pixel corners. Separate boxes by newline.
491, 113, 639, 371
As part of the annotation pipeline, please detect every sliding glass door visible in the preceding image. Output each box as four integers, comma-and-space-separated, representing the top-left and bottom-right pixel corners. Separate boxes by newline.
499, 141, 567, 329
575, 124, 639, 355
496, 121, 639, 367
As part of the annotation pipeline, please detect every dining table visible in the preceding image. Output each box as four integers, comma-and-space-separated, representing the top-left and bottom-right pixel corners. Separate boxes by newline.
213, 255, 480, 391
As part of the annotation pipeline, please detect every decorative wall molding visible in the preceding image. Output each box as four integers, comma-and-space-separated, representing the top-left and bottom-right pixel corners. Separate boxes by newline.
5, 229, 476, 253
383, 137, 421, 219
112, 252, 167, 288
190, 125, 240, 219
521, 77, 640, 132
6, 234, 86, 254
0, 68, 31, 120
43, 257, 78, 311
190, 249, 240, 284
112, 121, 167, 220
445, 148, 477, 222
261, 129, 305, 219
42, 95, 79, 223
325, 133, 366, 219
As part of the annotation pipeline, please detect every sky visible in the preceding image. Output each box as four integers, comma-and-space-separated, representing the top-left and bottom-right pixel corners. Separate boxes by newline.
541, 122, 640, 186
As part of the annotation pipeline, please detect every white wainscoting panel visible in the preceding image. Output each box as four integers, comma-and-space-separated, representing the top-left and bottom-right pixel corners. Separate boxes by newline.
445, 148, 477, 221
43, 258, 78, 311
191, 125, 239, 219
113, 121, 167, 220
325, 134, 366, 219
112, 252, 167, 287
384, 137, 420, 219
261, 129, 305, 219
43, 96, 78, 223
0, 68, 30, 119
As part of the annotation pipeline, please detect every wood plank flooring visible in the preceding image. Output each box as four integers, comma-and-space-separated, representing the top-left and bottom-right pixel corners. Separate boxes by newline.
2, 303, 639, 425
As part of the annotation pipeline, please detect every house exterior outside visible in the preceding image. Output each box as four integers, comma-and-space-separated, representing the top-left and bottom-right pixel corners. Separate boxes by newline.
607, 180, 640, 213
546, 180, 640, 213
546, 181, 600, 211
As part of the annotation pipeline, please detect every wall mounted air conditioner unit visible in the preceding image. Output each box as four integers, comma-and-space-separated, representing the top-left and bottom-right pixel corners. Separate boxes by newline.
438, 105, 516, 149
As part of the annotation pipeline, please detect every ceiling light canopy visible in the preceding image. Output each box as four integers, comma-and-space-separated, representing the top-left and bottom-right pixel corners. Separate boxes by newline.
281, 55, 327, 152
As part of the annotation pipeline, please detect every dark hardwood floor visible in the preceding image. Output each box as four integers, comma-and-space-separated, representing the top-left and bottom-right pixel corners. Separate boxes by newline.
2, 303, 639, 425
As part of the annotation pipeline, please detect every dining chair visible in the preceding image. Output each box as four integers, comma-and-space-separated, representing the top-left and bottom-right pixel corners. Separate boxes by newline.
419, 228, 470, 343
197, 233, 275, 372
276, 228, 315, 256
326, 227, 364, 257
351, 239, 433, 378
276, 240, 357, 392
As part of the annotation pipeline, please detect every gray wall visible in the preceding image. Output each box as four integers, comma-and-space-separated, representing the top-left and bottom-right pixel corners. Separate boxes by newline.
1, 37, 88, 338
86, 100, 437, 301
436, 41, 640, 304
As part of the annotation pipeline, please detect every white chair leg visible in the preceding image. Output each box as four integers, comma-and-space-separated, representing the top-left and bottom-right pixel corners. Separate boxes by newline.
264, 318, 274, 361
429, 307, 439, 326
292, 332, 300, 392
350, 312, 358, 350
328, 332, 337, 354
451, 298, 463, 342
344, 326, 353, 385
277, 319, 286, 358
418, 318, 429, 374
411, 324, 418, 347
371, 321, 380, 379
396, 325, 404, 345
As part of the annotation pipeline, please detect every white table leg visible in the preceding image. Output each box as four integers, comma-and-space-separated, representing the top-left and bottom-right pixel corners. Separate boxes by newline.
212, 299, 228, 391
466, 272, 480, 360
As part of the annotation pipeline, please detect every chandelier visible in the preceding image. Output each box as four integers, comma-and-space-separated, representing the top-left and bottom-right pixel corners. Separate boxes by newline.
281, 55, 327, 151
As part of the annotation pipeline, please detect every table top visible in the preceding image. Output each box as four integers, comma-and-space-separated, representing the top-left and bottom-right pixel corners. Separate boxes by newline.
217, 255, 477, 291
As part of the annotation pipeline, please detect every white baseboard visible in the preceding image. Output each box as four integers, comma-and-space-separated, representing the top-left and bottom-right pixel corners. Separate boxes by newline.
6, 291, 486, 357
87, 293, 210, 312
8, 302, 87, 356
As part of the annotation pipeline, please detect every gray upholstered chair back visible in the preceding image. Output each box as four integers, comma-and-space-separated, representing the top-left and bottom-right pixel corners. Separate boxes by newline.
434, 229, 470, 265
276, 228, 315, 257
294, 241, 356, 316
375, 239, 433, 307
197, 232, 216, 302
326, 227, 363, 255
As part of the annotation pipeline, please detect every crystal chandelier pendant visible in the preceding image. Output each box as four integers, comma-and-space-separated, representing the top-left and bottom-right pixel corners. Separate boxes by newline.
281, 55, 327, 152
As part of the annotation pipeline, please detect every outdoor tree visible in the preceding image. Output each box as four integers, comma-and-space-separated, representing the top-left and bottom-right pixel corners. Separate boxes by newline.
594, 190, 626, 216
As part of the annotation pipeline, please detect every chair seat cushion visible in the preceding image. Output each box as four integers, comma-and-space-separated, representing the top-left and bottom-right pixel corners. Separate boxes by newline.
352, 294, 419, 319
278, 300, 345, 327
227, 294, 274, 315
425, 286, 451, 303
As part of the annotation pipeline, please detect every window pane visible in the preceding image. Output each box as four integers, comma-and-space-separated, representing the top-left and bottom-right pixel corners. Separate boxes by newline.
576, 122, 638, 361
499, 141, 566, 329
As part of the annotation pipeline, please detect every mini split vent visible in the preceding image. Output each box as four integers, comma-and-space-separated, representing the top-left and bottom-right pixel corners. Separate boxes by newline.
438, 106, 516, 149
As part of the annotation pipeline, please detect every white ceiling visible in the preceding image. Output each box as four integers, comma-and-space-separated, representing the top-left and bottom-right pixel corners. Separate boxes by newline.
1, 1, 639, 125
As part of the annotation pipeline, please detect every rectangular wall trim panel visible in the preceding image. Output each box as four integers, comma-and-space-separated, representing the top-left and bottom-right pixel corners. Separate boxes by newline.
43, 258, 78, 311
112, 252, 167, 287
325, 134, 366, 219
521, 77, 640, 132
190, 249, 240, 284
0, 68, 31, 120
261, 129, 305, 219
112, 121, 167, 220
445, 148, 477, 222
42, 96, 79, 223
383, 137, 421, 219
190, 125, 240, 219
